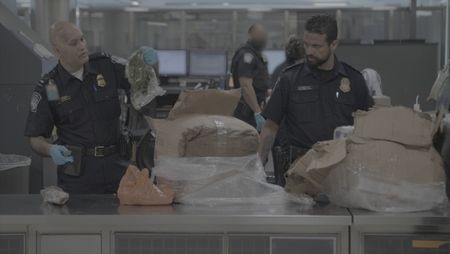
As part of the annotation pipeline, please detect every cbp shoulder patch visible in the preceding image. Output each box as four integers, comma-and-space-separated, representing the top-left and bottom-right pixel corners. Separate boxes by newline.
111, 55, 128, 65
30, 91, 41, 113
89, 52, 111, 61
243, 53, 254, 64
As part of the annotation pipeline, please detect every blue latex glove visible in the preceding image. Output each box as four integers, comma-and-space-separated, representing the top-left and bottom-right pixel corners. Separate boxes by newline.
49, 145, 74, 166
141, 47, 159, 66
254, 112, 266, 132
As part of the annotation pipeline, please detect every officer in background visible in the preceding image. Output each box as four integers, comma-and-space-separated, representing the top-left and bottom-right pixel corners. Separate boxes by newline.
258, 15, 374, 186
24, 21, 130, 194
270, 35, 305, 91
231, 24, 270, 131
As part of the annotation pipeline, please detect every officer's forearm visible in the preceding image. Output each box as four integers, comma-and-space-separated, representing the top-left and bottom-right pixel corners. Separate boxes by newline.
258, 119, 279, 163
239, 77, 261, 113
29, 136, 52, 157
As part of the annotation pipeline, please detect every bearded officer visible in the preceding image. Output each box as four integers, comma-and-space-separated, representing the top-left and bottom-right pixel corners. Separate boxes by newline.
258, 15, 374, 186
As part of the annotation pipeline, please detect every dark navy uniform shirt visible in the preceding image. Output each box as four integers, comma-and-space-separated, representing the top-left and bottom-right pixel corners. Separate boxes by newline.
263, 57, 374, 149
24, 52, 130, 148
231, 42, 270, 103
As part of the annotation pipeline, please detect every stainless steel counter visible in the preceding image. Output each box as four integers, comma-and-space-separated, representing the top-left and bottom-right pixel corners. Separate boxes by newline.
0, 195, 352, 254
0, 194, 351, 226
350, 208, 450, 226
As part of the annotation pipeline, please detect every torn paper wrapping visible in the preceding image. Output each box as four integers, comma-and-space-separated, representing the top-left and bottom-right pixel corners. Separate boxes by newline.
286, 106, 447, 212
117, 165, 174, 206
153, 154, 314, 206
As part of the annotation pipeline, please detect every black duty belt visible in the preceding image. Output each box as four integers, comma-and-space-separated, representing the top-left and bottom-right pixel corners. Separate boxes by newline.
85, 145, 118, 157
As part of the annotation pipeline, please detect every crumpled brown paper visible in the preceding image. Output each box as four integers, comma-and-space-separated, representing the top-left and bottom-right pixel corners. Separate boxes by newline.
117, 165, 174, 206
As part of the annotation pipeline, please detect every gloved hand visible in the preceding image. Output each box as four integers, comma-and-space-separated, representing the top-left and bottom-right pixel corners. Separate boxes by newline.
141, 47, 159, 66
49, 145, 74, 166
254, 112, 266, 132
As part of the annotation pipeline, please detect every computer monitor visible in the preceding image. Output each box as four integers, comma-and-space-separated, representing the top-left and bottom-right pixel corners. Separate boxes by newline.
189, 50, 227, 76
156, 50, 187, 76
264, 50, 286, 75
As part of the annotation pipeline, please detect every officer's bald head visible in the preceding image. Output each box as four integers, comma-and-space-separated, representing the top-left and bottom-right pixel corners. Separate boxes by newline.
247, 24, 268, 51
49, 21, 79, 47
49, 21, 89, 72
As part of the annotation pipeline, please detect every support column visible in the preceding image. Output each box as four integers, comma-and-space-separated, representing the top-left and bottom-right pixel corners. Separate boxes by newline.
33, 0, 73, 44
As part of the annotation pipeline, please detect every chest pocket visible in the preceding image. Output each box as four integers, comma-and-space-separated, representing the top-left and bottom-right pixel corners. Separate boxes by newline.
336, 92, 356, 123
289, 87, 320, 123
54, 97, 86, 124
94, 88, 120, 120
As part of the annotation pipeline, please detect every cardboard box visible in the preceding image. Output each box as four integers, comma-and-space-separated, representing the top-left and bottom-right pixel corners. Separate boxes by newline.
168, 89, 241, 120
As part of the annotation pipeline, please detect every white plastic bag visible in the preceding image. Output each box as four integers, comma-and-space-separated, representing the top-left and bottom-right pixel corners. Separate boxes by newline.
153, 154, 314, 206
0, 153, 31, 171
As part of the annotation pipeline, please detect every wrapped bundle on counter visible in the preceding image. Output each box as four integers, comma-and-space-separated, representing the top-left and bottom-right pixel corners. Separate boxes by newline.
117, 165, 174, 206
286, 106, 448, 212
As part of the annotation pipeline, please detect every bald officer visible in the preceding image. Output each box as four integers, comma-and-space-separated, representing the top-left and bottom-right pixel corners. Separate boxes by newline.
231, 24, 270, 131
24, 21, 130, 194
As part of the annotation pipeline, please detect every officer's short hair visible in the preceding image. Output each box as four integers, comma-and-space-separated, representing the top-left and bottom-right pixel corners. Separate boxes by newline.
285, 35, 304, 61
248, 24, 264, 34
305, 15, 338, 44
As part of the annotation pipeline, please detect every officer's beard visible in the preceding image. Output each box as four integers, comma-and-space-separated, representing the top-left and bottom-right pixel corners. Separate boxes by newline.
306, 52, 332, 69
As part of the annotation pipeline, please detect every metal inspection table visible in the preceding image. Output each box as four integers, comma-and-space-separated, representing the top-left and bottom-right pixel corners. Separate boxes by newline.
0, 195, 351, 254
350, 208, 450, 254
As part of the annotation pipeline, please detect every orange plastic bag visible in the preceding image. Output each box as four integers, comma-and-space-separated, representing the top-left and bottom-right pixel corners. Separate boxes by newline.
117, 165, 174, 206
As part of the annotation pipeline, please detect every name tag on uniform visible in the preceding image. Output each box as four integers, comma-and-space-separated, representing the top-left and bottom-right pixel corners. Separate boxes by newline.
297, 85, 314, 91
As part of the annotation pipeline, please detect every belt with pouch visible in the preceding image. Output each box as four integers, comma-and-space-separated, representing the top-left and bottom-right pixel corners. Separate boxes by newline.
84, 145, 118, 157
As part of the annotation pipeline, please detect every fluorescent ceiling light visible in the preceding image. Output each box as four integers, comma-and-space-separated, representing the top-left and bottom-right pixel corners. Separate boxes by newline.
313, 2, 348, 7
416, 10, 432, 16
222, 2, 230, 6
146, 21, 169, 27
371, 6, 397, 11
130, 1, 140, 6
124, 7, 149, 12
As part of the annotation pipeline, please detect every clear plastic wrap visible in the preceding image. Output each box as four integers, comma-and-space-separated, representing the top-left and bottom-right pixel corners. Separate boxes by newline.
323, 141, 448, 212
153, 154, 314, 206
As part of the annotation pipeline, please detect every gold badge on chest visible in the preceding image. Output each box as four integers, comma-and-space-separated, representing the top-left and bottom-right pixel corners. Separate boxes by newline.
96, 74, 106, 88
339, 77, 351, 93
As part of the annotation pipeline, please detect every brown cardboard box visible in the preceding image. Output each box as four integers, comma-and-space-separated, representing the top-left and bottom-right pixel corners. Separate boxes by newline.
167, 89, 241, 120
353, 107, 433, 147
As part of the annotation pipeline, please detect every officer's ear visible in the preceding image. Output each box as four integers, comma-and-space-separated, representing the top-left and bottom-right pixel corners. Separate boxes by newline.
52, 44, 62, 58
329, 40, 338, 51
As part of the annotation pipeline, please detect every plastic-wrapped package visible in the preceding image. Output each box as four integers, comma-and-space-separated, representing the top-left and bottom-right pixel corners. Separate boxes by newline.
286, 107, 448, 212
153, 154, 314, 206
41, 186, 69, 205
149, 115, 259, 160
323, 140, 447, 212
126, 47, 166, 110
117, 165, 174, 206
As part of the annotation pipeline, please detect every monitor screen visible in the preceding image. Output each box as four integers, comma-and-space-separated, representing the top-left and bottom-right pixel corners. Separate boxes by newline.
157, 50, 187, 76
263, 50, 286, 75
189, 50, 227, 76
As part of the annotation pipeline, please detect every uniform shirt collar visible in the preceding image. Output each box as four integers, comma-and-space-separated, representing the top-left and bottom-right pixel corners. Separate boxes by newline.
57, 62, 99, 84
302, 55, 349, 80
